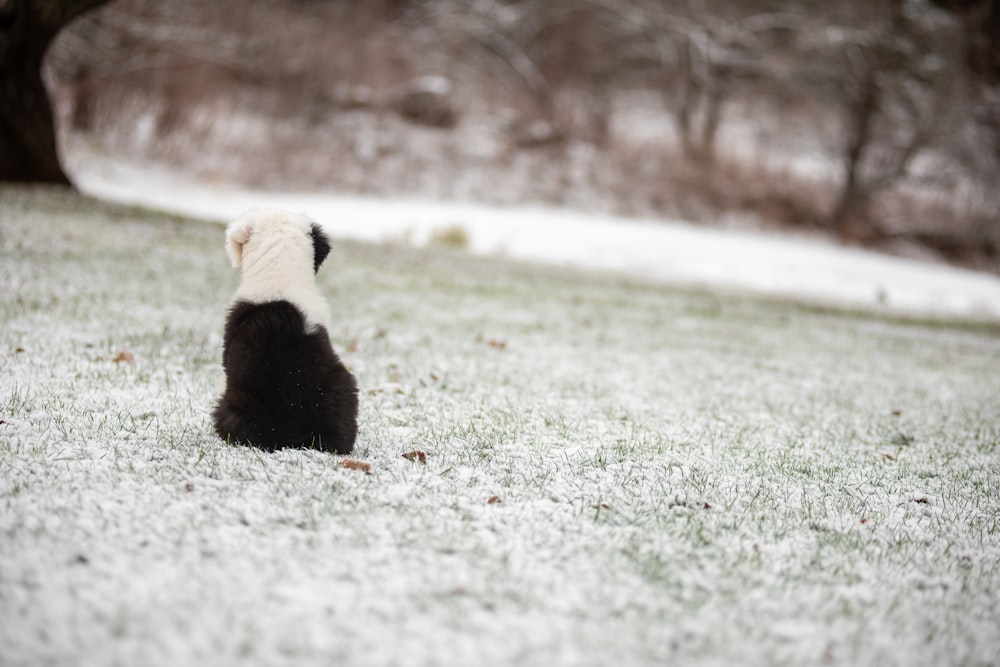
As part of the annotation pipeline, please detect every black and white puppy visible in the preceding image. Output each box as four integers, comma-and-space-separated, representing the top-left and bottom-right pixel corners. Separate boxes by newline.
212, 209, 358, 454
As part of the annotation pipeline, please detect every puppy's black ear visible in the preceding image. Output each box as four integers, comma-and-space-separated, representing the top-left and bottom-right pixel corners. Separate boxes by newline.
310, 223, 331, 273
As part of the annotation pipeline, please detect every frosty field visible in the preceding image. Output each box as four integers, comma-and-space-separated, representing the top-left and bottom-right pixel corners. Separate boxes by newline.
2, 185, 999, 667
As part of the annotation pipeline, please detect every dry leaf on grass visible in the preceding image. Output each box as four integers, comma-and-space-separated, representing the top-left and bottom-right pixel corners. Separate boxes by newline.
113, 351, 134, 363
369, 383, 406, 395
340, 459, 372, 474
475, 333, 508, 350
401, 450, 427, 464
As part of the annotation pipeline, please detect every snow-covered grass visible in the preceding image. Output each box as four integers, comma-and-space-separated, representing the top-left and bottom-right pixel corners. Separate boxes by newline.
2, 185, 999, 667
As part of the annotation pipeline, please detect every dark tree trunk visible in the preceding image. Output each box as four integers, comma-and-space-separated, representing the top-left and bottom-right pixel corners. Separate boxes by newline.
932, 0, 1000, 82
0, 0, 111, 185
830, 64, 878, 237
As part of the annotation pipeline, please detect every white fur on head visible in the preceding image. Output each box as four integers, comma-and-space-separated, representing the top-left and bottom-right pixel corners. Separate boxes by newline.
227, 208, 332, 332
226, 216, 255, 267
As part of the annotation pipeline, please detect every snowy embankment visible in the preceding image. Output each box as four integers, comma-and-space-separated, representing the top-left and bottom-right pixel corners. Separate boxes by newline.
73, 157, 1000, 322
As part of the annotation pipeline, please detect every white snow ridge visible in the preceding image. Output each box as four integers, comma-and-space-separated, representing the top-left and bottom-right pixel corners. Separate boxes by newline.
74, 156, 1000, 323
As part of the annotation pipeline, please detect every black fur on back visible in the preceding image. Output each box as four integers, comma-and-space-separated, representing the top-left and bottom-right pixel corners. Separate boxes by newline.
212, 299, 358, 454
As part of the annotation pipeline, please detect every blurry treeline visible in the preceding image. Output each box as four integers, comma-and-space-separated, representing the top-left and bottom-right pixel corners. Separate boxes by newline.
48, 0, 1000, 268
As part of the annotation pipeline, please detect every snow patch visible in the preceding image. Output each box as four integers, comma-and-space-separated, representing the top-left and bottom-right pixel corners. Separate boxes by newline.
72, 156, 1000, 322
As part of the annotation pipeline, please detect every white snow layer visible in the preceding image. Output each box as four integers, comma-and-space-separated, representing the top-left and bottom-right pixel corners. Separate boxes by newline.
73, 159, 1000, 322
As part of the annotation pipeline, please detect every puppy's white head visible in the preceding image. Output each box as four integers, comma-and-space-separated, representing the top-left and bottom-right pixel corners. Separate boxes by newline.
226, 208, 330, 274
226, 208, 333, 330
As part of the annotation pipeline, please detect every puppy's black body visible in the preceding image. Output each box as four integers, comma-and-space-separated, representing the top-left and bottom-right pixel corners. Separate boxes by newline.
212, 213, 357, 454
213, 299, 358, 453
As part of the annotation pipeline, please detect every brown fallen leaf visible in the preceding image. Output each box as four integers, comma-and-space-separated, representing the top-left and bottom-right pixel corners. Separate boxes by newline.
487, 338, 507, 350
340, 459, 372, 474
487, 495, 501, 504
113, 351, 134, 363
402, 450, 427, 464
369, 383, 406, 395
882, 452, 896, 461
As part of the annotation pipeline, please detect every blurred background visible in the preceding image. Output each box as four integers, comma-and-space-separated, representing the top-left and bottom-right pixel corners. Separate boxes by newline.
42, 0, 1000, 271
